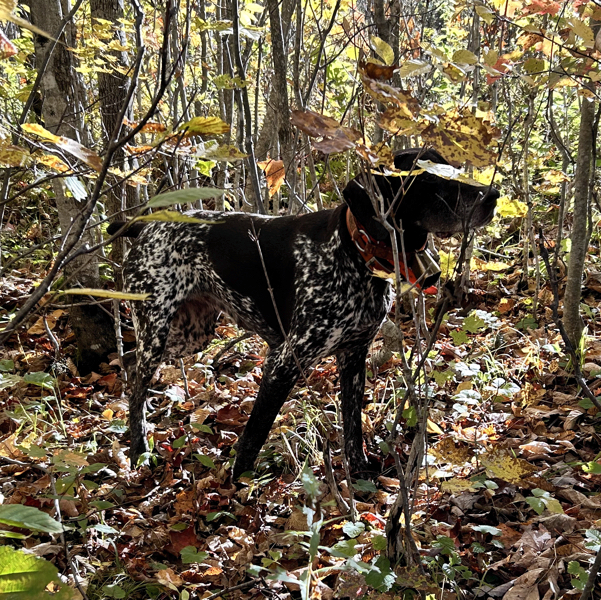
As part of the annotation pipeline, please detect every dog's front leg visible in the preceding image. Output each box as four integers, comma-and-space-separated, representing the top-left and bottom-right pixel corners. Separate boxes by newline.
232, 344, 301, 479
336, 345, 370, 473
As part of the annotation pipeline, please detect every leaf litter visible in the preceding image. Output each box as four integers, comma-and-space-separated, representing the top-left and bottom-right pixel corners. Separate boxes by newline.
0, 255, 600, 599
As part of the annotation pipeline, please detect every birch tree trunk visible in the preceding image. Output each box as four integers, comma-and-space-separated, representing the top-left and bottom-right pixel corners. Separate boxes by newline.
28, 0, 116, 373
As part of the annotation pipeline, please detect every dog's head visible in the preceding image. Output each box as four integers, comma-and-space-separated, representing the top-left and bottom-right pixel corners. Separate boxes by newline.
343, 148, 499, 249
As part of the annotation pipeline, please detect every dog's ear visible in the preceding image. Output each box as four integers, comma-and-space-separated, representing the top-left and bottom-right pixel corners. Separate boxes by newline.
393, 148, 449, 171
343, 177, 390, 241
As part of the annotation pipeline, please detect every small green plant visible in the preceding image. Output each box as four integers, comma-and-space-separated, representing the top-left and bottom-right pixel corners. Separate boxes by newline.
525, 489, 564, 515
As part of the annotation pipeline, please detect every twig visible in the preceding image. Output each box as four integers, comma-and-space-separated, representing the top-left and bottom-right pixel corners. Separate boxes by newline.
202, 580, 257, 600
179, 358, 190, 400
211, 332, 253, 367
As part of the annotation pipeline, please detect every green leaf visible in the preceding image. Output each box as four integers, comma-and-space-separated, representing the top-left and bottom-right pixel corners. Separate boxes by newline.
353, 480, 377, 493
450, 330, 469, 345
567, 560, 586, 576
102, 584, 127, 599
516, 316, 538, 331
403, 406, 417, 427
342, 521, 365, 539
89, 501, 114, 510
60, 288, 150, 301
330, 538, 358, 558
372, 534, 387, 551
585, 528, 601, 551
0, 546, 76, 599
180, 546, 209, 564
147, 187, 224, 208
0, 505, 62, 534
370, 36, 395, 66
0, 530, 27, 539
195, 454, 216, 469
579, 398, 595, 410
206, 511, 235, 522
463, 313, 486, 333
0, 360, 14, 373
301, 466, 320, 499
23, 372, 55, 390
472, 525, 502, 536
433, 369, 455, 386
93, 523, 119, 535
526, 497, 545, 515
22, 445, 46, 459
172, 435, 187, 449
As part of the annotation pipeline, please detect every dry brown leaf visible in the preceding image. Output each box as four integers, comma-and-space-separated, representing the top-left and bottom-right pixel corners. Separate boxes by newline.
257, 158, 285, 197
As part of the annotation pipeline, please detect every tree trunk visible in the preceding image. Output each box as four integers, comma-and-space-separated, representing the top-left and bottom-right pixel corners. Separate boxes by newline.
28, 0, 116, 373
90, 0, 136, 288
563, 96, 595, 348
265, 0, 296, 204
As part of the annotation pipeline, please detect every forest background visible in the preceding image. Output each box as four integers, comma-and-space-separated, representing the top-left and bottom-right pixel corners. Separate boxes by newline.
0, 0, 600, 599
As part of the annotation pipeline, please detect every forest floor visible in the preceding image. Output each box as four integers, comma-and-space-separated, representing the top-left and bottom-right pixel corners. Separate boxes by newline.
1, 247, 601, 600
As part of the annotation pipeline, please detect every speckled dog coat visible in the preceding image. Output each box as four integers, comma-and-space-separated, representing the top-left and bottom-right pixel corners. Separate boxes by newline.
112, 149, 499, 478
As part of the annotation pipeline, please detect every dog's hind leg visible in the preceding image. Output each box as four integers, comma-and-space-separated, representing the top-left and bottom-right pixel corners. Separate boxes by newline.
127, 297, 219, 467
127, 302, 175, 466
336, 345, 370, 473
232, 343, 304, 479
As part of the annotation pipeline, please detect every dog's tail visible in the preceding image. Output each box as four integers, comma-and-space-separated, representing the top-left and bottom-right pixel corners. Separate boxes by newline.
106, 221, 146, 238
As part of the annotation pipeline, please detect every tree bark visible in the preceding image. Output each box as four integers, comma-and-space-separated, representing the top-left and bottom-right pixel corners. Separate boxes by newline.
28, 0, 116, 373
265, 0, 296, 203
90, 0, 136, 289
563, 95, 595, 348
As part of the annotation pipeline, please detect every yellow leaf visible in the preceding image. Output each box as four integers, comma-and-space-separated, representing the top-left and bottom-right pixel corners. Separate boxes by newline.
452, 50, 478, 65
102, 409, 114, 421
22, 123, 103, 171
59, 289, 151, 301
570, 18, 594, 47
36, 154, 70, 172
426, 419, 443, 434
480, 447, 536, 483
430, 438, 471, 466
180, 116, 230, 136
475, 4, 495, 24
441, 478, 478, 493
496, 196, 527, 218
133, 210, 217, 225
22, 123, 60, 143
371, 35, 395, 66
